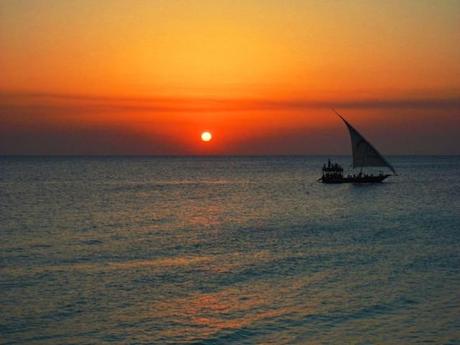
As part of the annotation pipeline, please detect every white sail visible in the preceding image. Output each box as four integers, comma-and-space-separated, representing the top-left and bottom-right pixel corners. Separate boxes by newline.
335, 111, 396, 174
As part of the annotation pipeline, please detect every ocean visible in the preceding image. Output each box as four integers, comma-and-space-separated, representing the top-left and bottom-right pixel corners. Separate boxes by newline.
1, 156, 459, 344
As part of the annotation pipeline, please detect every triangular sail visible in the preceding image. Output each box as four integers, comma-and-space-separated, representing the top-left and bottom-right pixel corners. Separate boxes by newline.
334, 110, 396, 174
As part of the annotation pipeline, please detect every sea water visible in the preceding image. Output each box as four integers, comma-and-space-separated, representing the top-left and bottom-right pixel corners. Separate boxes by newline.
1, 156, 459, 344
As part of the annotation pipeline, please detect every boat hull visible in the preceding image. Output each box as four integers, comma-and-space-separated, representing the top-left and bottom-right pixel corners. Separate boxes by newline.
320, 174, 391, 184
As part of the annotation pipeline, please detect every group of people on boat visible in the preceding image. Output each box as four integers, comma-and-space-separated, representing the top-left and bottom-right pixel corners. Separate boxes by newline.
322, 159, 344, 179
321, 159, 386, 181
322, 159, 343, 173
347, 171, 384, 179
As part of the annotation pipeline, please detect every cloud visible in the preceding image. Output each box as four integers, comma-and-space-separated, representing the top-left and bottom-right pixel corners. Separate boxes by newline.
1, 91, 460, 117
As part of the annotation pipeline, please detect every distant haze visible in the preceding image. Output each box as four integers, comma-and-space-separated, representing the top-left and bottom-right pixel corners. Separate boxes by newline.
1, 1, 459, 155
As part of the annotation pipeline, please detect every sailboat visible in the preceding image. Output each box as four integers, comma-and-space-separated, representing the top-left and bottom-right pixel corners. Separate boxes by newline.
319, 110, 397, 183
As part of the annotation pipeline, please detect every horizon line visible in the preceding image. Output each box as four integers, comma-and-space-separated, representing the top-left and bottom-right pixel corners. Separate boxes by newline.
1, 154, 459, 158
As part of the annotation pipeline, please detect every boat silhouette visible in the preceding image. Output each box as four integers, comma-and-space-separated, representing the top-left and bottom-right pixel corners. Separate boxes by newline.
319, 110, 396, 184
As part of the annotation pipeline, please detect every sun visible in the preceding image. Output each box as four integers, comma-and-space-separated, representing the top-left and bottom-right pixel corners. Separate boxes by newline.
201, 131, 212, 142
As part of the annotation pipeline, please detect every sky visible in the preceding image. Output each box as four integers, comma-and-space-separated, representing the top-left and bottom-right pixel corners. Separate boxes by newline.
1, 0, 459, 155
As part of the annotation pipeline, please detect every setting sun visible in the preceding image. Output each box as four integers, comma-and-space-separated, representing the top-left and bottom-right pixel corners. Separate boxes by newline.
201, 131, 212, 142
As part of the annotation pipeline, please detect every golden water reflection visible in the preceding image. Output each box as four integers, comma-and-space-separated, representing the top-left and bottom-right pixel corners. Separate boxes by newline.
152, 272, 332, 341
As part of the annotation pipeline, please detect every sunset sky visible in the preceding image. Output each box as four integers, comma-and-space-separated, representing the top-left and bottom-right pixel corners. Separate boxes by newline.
1, 0, 459, 155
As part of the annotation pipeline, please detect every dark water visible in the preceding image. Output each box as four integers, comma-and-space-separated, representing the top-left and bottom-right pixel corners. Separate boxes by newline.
1, 156, 459, 344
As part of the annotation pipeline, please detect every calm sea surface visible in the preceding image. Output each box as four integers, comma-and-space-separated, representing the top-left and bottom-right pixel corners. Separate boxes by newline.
1, 156, 459, 344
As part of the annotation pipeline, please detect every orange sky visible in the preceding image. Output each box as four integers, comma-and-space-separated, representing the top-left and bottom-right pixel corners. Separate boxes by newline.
1, 0, 459, 155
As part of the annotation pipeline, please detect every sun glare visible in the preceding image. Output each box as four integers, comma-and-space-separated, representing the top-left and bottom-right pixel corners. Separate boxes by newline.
201, 131, 212, 142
